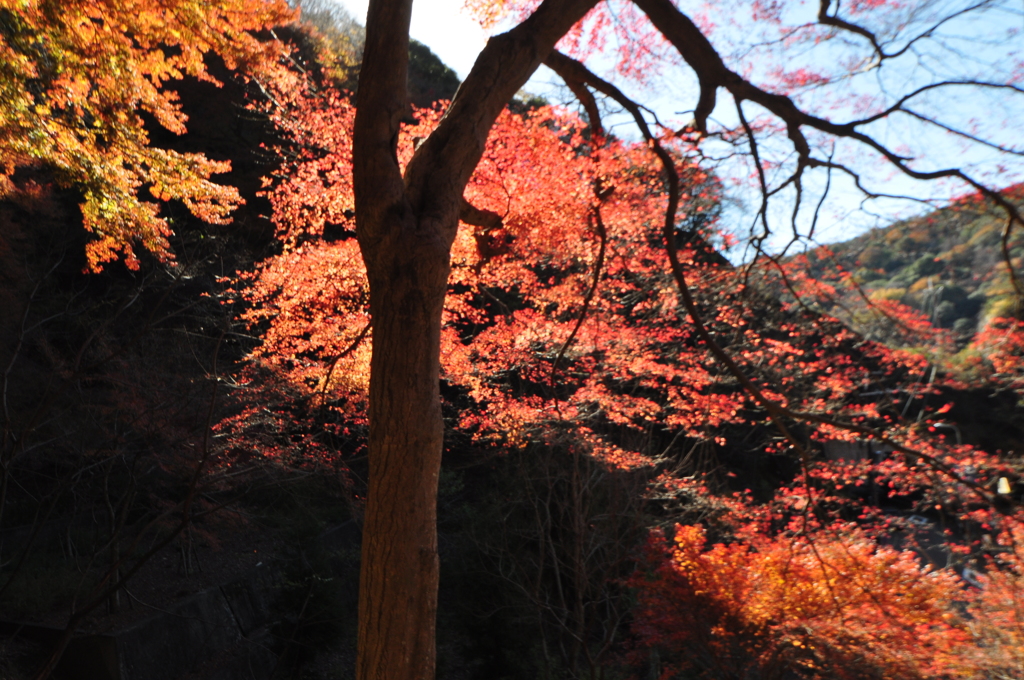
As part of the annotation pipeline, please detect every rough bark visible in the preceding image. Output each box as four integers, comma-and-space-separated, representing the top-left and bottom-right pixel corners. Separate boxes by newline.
356, 239, 449, 680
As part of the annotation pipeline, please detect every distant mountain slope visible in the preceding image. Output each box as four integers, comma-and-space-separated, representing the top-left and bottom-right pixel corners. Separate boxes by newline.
792, 184, 1024, 341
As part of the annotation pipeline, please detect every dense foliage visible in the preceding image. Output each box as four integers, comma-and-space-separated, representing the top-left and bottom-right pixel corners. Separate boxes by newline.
219, 54, 1024, 677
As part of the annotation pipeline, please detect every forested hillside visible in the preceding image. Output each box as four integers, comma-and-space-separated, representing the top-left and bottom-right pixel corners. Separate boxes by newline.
784, 186, 1024, 345
2, 2, 1024, 680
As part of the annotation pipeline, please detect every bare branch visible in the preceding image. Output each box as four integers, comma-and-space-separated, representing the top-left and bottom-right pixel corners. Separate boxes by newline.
543, 52, 605, 137
817, 0, 885, 57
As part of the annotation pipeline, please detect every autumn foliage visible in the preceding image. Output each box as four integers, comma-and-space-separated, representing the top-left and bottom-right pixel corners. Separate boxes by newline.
204, 46, 1024, 677
630, 495, 1024, 679
0, 0, 293, 269
632, 523, 971, 679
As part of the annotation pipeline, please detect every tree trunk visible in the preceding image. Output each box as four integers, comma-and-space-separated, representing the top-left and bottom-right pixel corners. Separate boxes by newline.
356, 219, 451, 680
352, 0, 599, 676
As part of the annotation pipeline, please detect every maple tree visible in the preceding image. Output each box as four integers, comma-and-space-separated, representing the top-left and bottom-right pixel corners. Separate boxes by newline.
972, 317, 1024, 393
340, 0, 1023, 675
231, 47, 1024, 675
625, 431, 1024, 679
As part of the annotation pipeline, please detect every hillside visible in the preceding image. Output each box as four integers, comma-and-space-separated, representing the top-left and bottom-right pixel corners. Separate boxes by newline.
790, 185, 1024, 342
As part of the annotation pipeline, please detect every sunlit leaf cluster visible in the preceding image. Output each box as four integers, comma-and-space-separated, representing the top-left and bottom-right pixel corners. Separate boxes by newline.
0, 0, 293, 268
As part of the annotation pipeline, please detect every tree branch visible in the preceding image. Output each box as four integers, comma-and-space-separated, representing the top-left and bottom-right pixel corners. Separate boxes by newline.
402, 0, 600, 240
544, 51, 604, 138
352, 0, 415, 247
